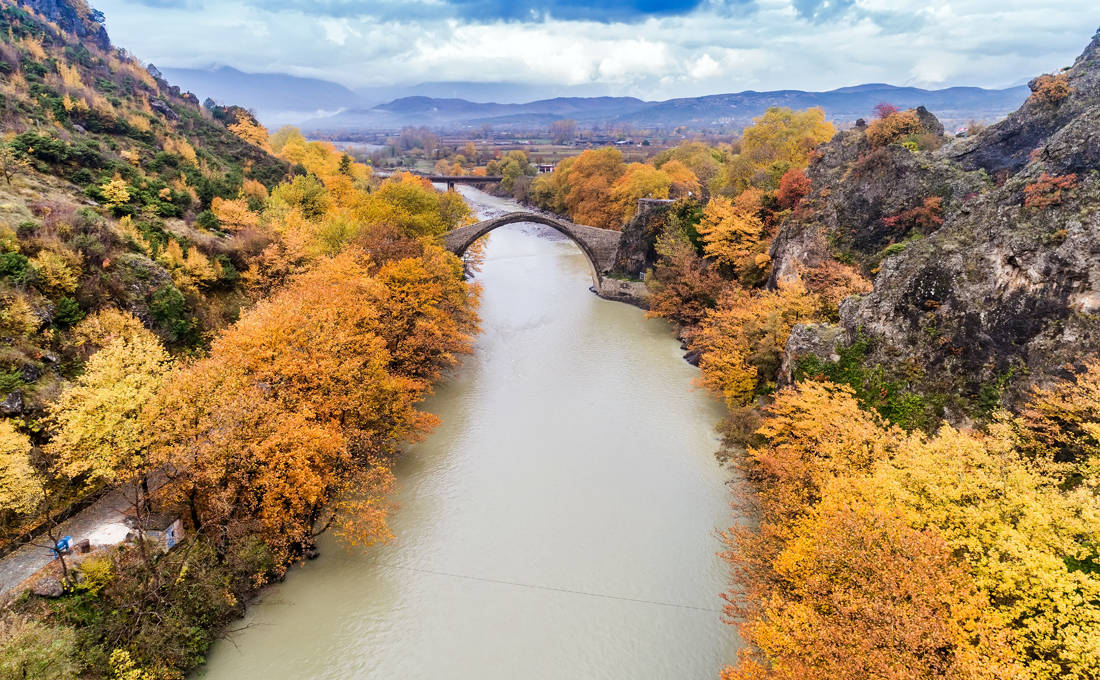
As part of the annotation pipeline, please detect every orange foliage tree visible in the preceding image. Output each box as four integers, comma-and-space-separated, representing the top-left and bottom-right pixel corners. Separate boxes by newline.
563, 147, 627, 229
721, 491, 1022, 680
693, 282, 818, 408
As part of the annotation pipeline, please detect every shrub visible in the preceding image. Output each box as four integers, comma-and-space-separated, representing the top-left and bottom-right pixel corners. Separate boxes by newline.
866, 110, 923, 148
881, 196, 944, 234
54, 296, 84, 327
150, 284, 196, 345
0, 614, 78, 680
1023, 172, 1077, 208
76, 554, 116, 596
29, 249, 82, 297
0, 251, 29, 280
1029, 73, 1071, 105
776, 167, 811, 210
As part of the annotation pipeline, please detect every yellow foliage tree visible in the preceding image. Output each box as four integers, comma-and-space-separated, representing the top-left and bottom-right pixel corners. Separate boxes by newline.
100, 176, 131, 209
29, 249, 82, 296
0, 420, 41, 516
69, 308, 149, 357
694, 281, 818, 408
610, 163, 671, 222
720, 107, 835, 193
873, 426, 1100, 680
1005, 362, 1100, 486
563, 147, 627, 230
210, 196, 260, 233
47, 332, 172, 486
722, 490, 1022, 680
228, 118, 271, 152
747, 381, 901, 519
661, 159, 701, 198
0, 295, 40, 339
697, 189, 767, 273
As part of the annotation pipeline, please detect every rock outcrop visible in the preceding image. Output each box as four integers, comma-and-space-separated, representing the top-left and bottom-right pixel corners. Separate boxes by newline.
769, 111, 986, 284
14, 0, 110, 50
613, 198, 677, 278
947, 30, 1100, 178
774, 28, 1100, 415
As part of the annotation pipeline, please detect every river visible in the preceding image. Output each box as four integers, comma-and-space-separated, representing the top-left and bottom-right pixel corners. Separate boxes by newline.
196, 187, 739, 679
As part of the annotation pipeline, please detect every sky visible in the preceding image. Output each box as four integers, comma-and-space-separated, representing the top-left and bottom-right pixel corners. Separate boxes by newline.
92, 0, 1099, 99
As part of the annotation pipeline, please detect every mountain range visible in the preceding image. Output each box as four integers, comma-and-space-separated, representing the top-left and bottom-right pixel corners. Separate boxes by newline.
166, 65, 1030, 135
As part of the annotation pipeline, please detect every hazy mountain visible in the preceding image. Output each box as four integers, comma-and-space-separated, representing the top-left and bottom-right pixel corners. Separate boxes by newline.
622, 83, 1031, 130
303, 95, 653, 131
357, 81, 611, 105
159, 66, 363, 125
301, 83, 1029, 134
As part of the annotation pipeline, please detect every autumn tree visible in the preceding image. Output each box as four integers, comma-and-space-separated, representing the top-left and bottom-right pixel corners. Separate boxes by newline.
866, 108, 925, 148
719, 107, 834, 193
358, 173, 472, 238
610, 163, 671, 222
645, 228, 724, 329
365, 244, 480, 385
145, 362, 353, 562
693, 282, 818, 408
742, 381, 900, 520
47, 329, 172, 486
210, 196, 261, 233
661, 159, 701, 199
775, 168, 810, 210
530, 156, 575, 214
875, 426, 1100, 680
721, 491, 1022, 680
1006, 361, 1100, 485
563, 147, 627, 230
654, 141, 724, 191
697, 189, 768, 277
550, 118, 577, 144
0, 420, 40, 517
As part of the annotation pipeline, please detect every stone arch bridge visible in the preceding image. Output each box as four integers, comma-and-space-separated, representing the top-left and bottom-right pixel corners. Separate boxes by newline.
441, 212, 648, 304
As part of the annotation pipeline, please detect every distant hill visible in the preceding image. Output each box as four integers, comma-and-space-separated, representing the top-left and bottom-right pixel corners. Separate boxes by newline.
307, 95, 653, 131
301, 83, 1028, 134
357, 80, 611, 105
623, 84, 1030, 131
160, 66, 362, 125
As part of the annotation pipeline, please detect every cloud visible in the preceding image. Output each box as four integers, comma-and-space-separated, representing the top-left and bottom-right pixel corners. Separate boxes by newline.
91, 0, 1100, 99
790, 0, 854, 22
445, 0, 709, 23
121, 0, 716, 23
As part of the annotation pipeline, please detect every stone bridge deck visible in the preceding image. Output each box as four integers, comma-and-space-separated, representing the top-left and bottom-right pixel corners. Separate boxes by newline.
441, 211, 649, 305
442, 212, 621, 277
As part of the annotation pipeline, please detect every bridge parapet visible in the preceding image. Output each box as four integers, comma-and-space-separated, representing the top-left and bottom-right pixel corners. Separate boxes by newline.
442, 212, 622, 283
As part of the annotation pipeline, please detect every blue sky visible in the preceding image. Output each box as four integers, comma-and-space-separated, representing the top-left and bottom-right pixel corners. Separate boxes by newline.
92, 0, 1098, 98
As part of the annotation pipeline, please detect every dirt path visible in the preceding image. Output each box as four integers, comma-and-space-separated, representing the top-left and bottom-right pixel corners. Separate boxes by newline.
0, 487, 134, 597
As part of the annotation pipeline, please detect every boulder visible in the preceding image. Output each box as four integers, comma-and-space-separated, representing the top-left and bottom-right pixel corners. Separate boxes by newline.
1, 391, 24, 416
149, 98, 179, 121
31, 577, 64, 598
780, 323, 844, 385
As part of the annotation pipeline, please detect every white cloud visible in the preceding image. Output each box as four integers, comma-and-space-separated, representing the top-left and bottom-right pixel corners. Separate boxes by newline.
92, 0, 1099, 97
319, 18, 359, 46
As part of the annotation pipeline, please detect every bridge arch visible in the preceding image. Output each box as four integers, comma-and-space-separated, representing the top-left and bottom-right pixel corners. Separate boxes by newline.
441, 212, 622, 286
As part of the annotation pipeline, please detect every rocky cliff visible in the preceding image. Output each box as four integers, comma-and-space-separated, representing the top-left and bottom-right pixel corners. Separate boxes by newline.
776, 28, 1100, 419
14, 0, 109, 49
